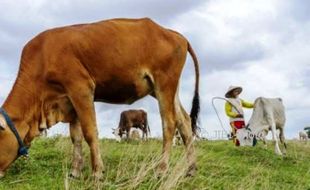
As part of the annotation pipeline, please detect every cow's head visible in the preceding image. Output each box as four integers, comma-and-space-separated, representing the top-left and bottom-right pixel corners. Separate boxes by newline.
236, 128, 257, 146
0, 115, 29, 178
112, 128, 121, 142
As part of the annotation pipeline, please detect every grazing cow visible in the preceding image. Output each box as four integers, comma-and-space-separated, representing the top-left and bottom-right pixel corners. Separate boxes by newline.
299, 131, 308, 141
113, 109, 150, 140
236, 97, 286, 155
0, 18, 200, 179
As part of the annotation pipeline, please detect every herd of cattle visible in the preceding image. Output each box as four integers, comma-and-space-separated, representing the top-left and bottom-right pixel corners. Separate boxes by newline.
0, 18, 306, 179
115, 97, 289, 156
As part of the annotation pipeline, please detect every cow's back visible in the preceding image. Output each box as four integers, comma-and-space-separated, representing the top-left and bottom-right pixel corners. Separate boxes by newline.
255, 97, 286, 127
41, 18, 186, 74
34, 18, 188, 104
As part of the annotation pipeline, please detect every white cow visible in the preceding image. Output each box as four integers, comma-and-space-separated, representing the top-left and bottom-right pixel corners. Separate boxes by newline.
112, 128, 142, 142
299, 131, 308, 141
130, 129, 141, 141
236, 97, 287, 155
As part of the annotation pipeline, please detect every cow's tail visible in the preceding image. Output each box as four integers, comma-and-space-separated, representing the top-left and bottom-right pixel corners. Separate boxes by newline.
187, 41, 200, 137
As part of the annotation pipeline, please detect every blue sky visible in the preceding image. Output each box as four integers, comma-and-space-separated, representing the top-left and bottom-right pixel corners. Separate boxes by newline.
0, 0, 309, 139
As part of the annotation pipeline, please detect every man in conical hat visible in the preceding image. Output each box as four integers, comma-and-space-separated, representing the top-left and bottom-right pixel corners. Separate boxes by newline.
225, 86, 253, 146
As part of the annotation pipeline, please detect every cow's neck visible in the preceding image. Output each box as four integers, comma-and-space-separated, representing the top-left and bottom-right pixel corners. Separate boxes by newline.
2, 75, 40, 139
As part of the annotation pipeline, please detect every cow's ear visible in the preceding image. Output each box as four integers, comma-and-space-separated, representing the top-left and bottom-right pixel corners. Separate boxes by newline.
0, 115, 6, 130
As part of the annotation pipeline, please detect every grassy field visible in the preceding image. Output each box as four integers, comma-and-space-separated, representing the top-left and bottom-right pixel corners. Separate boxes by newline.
0, 136, 309, 190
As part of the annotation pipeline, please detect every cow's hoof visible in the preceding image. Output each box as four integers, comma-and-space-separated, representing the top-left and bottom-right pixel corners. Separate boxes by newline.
185, 164, 197, 177
275, 152, 283, 156
156, 162, 168, 178
0, 171, 5, 178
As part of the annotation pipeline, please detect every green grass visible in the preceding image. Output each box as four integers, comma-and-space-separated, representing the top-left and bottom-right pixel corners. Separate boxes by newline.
0, 137, 309, 190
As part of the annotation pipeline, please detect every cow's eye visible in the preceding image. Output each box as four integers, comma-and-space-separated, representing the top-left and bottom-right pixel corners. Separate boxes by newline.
250, 134, 254, 138
244, 137, 247, 140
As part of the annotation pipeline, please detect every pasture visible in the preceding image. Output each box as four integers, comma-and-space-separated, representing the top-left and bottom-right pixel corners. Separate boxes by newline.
0, 137, 309, 190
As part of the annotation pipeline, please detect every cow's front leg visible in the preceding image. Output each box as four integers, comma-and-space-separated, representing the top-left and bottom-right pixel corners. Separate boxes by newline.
54, 58, 103, 180
262, 136, 268, 149
260, 130, 268, 149
126, 129, 130, 140
67, 88, 104, 179
69, 120, 84, 178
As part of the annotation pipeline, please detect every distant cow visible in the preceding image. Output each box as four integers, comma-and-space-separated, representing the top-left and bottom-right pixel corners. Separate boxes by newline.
236, 97, 286, 155
299, 131, 308, 141
113, 109, 150, 140
113, 128, 141, 142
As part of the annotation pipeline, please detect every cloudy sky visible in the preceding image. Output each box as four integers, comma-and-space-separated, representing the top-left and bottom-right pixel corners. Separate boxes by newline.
0, 0, 309, 139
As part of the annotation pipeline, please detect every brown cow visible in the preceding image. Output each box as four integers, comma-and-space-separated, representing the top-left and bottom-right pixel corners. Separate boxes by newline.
0, 18, 200, 179
113, 109, 150, 140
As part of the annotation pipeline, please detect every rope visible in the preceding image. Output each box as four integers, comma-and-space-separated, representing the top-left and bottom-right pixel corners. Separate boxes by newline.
0, 108, 29, 157
211, 97, 243, 134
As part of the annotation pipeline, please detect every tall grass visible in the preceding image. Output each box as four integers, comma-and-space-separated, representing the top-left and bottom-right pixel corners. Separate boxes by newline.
0, 137, 309, 190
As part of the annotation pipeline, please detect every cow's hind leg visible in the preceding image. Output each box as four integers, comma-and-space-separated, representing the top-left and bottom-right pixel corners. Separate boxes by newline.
155, 86, 196, 176
269, 120, 282, 155
279, 127, 287, 154
155, 87, 179, 176
177, 101, 197, 176
69, 120, 84, 178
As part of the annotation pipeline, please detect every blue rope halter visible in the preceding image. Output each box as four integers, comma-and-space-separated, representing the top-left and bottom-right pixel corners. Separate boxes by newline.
0, 108, 28, 157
